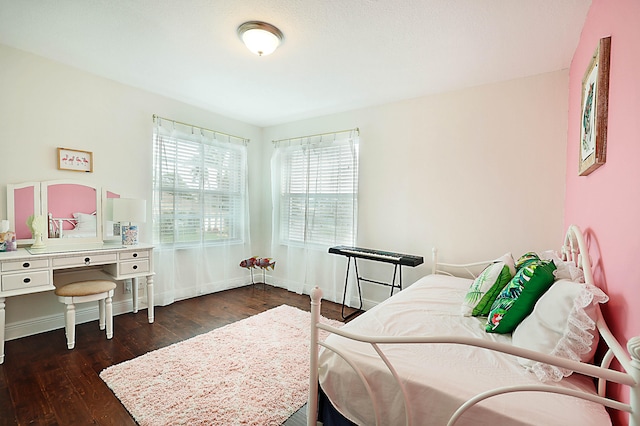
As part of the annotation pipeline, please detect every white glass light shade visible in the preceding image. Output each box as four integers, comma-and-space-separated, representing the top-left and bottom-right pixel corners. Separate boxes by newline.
238, 21, 283, 56
112, 198, 147, 223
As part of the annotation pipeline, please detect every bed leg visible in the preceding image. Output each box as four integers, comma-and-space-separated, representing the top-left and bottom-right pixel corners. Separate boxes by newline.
308, 286, 323, 426
629, 337, 640, 426
431, 247, 437, 275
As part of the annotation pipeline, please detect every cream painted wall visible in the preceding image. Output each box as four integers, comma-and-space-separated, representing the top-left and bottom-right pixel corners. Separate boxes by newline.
0, 44, 264, 338
0, 42, 570, 338
263, 71, 570, 303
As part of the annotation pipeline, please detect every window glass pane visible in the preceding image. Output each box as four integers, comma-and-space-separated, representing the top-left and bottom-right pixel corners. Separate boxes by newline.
277, 138, 358, 247
153, 131, 247, 246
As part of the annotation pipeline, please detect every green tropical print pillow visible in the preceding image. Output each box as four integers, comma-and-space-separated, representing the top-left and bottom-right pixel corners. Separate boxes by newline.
461, 254, 515, 317
515, 252, 540, 270
471, 265, 513, 316
486, 258, 556, 334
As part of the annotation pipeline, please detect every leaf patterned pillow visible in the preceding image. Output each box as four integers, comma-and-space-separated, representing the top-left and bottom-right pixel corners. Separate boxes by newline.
461, 253, 515, 317
486, 258, 557, 334
515, 251, 540, 270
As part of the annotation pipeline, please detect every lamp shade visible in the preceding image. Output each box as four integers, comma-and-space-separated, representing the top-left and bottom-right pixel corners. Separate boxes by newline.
112, 198, 146, 223
237, 21, 283, 56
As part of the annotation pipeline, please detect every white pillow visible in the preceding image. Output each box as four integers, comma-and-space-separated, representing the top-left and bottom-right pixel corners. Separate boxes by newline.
73, 212, 97, 232
512, 279, 608, 381
540, 250, 585, 283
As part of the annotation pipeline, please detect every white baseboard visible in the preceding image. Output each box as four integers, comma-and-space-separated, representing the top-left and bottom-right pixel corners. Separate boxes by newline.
5, 280, 378, 341
5, 299, 139, 341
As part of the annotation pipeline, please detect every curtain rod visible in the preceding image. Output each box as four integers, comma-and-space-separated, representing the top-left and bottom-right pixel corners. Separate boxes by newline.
272, 127, 359, 145
153, 114, 250, 143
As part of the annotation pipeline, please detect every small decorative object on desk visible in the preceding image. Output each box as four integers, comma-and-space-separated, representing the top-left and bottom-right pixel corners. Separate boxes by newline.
27, 214, 47, 249
0, 219, 16, 251
122, 225, 139, 245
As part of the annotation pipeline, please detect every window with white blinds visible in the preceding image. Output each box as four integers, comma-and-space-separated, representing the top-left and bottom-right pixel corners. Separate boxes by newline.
276, 137, 359, 247
153, 128, 248, 246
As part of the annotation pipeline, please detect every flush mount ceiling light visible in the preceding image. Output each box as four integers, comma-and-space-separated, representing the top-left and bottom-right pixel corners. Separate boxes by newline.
237, 21, 283, 56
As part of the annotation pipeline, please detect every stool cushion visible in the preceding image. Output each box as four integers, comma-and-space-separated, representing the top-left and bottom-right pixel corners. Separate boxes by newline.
55, 280, 117, 297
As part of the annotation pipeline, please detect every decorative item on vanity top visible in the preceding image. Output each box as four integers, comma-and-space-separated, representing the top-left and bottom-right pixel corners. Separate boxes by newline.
111, 198, 147, 245
0, 220, 16, 252
27, 215, 47, 249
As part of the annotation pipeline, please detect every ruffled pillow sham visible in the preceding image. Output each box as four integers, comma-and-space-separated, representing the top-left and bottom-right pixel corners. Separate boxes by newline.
461, 253, 515, 317
540, 250, 585, 283
512, 279, 608, 382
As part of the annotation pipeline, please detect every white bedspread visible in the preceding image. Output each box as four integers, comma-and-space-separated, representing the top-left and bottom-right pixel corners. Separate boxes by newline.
318, 274, 611, 425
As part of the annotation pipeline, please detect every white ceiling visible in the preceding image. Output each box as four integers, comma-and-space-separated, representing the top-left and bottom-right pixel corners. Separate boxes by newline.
0, 0, 591, 127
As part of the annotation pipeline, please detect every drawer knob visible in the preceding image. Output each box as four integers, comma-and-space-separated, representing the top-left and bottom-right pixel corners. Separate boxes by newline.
22, 262, 30, 268
84, 257, 91, 265
23, 277, 31, 284
133, 253, 138, 258
133, 265, 138, 270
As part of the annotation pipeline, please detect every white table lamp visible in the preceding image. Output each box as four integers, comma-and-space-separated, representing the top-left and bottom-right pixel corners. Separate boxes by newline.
112, 198, 146, 245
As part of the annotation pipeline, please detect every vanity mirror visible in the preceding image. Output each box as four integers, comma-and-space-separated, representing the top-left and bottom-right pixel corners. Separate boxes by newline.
103, 189, 121, 243
6, 181, 40, 244
41, 180, 102, 245
7, 180, 106, 246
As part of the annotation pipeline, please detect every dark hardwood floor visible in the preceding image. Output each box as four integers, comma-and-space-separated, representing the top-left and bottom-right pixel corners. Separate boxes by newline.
0, 284, 352, 425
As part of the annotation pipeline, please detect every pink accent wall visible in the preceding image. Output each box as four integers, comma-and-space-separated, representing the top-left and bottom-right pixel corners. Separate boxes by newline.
565, 1, 640, 423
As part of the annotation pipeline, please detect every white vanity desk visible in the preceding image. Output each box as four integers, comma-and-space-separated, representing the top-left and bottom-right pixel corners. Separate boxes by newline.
0, 243, 154, 364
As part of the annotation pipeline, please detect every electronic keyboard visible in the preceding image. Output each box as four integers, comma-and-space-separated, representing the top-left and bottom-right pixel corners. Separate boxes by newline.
329, 246, 423, 267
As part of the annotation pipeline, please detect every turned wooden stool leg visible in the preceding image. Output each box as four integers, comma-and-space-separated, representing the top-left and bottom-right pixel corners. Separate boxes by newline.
65, 303, 76, 350
99, 299, 106, 331
105, 293, 113, 339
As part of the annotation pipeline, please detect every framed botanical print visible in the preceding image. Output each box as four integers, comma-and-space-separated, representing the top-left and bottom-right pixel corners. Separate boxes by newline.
579, 36, 611, 176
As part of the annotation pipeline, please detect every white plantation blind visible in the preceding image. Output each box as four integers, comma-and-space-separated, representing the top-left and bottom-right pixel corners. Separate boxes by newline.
153, 120, 248, 246
274, 131, 359, 247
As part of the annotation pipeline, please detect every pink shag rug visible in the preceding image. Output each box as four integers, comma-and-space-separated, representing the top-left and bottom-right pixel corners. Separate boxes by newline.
100, 305, 341, 425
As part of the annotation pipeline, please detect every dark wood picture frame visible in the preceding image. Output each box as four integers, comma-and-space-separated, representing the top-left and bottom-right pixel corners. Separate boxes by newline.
579, 36, 611, 176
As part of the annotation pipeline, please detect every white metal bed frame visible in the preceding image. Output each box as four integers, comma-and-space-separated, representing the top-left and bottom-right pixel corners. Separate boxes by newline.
308, 225, 640, 426
48, 212, 77, 238
47, 211, 97, 238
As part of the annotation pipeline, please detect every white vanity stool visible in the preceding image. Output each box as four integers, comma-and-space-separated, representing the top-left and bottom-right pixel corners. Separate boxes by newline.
54, 274, 117, 350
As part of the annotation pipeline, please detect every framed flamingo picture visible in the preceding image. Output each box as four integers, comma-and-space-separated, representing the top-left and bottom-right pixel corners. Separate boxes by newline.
57, 147, 93, 172
579, 36, 611, 176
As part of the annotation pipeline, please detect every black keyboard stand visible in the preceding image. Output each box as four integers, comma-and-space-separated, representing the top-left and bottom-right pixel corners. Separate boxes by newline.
340, 256, 403, 321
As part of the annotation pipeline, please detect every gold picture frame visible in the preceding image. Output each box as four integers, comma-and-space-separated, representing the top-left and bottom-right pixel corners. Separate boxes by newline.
579, 36, 611, 176
57, 148, 93, 173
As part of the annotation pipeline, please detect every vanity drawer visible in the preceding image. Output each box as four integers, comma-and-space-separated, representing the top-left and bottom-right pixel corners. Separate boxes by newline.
120, 259, 150, 275
1, 270, 51, 291
120, 250, 149, 261
53, 253, 118, 268
1, 259, 50, 272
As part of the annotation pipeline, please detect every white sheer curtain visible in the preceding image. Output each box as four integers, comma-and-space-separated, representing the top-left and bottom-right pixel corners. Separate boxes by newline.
270, 129, 359, 303
152, 117, 251, 305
